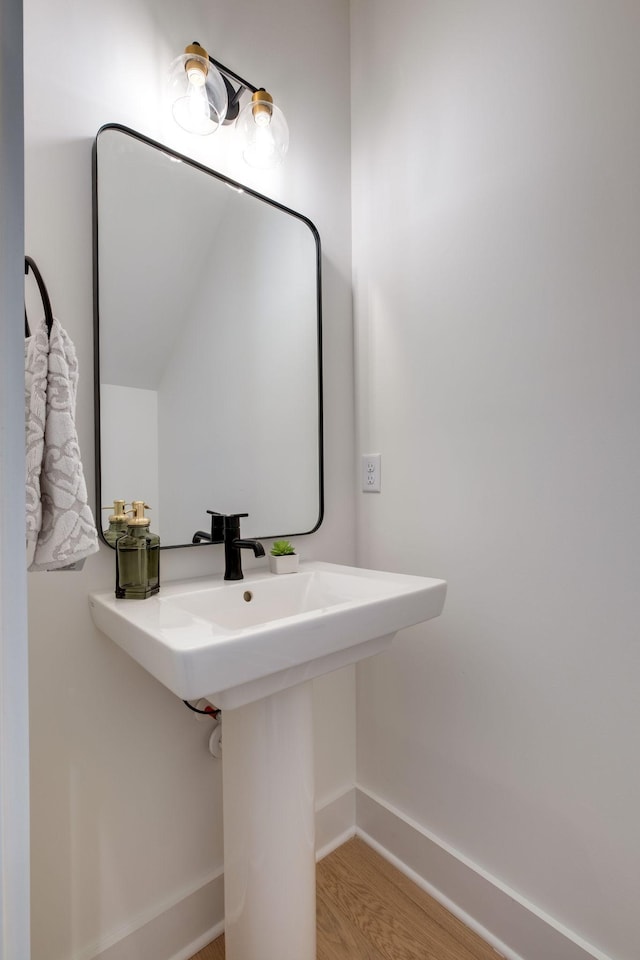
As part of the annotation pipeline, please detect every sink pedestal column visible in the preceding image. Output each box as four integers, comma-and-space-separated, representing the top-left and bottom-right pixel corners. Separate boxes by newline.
222, 681, 316, 960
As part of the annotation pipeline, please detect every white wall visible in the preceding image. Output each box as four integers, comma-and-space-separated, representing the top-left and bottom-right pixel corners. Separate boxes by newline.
24, 1, 354, 957
352, 3, 640, 960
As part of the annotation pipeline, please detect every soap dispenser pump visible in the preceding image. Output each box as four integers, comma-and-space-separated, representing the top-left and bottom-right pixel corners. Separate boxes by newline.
115, 501, 160, 599
102, 499, 129, 546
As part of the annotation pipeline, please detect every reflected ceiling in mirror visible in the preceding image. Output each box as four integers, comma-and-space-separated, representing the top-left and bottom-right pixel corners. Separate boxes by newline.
94, 125, 323, 548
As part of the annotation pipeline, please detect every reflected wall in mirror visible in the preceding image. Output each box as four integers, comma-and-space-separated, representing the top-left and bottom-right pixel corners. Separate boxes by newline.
94, 125, 323, 547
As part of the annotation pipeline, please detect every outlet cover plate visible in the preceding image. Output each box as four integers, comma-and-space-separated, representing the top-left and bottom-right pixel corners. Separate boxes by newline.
362, 454, 381, 492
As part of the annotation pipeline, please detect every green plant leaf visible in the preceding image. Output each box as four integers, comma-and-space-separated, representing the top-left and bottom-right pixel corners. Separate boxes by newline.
270, 539, 296, 556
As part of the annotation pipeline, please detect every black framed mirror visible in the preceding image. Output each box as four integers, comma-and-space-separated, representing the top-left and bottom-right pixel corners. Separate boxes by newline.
93, 124, 323, 548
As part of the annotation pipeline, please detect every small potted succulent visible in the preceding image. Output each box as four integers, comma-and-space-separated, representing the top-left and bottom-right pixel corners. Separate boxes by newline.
269, 539, 299, 574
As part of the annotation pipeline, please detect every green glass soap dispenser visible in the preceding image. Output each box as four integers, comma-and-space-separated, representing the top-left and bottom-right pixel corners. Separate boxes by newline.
102, 499, 129, 546
115, 501, 160, 599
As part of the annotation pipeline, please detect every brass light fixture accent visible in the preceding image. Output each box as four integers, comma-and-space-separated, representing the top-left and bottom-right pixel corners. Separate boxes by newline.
251, 89, 273, 122
184, 42, 209, 82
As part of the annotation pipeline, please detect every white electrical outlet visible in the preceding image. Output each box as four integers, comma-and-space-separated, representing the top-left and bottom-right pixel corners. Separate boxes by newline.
361, 454, 381, 492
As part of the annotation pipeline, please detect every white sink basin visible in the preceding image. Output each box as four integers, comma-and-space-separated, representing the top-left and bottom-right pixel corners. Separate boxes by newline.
89, 560, 447, 709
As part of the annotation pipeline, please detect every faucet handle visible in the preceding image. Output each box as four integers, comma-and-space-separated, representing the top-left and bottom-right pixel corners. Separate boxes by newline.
205, 510, 225, 542
223, 513, 248, 536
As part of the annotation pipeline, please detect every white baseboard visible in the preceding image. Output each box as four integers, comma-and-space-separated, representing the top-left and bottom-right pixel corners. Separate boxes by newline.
316, 786, 356, 859
355, 786, 612, 960
81, 870, 224, 960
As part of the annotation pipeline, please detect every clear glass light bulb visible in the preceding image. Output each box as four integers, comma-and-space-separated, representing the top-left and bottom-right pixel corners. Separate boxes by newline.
185, 76, 210, 131
168, 49, 228, 135
235, 95, 289, 170
254, 110, 271, 128
186, 65, 206, 87
253, 123, 277, 164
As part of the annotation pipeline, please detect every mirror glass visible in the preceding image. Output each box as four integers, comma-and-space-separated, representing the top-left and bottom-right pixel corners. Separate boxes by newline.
94, 125, 323, 547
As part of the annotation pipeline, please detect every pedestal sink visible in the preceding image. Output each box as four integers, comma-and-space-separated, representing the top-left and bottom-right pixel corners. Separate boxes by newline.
89, 561, 446, 960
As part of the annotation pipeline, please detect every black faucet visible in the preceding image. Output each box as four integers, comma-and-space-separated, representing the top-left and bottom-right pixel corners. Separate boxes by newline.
192, 511, 265, 580
222, 513, 265, 580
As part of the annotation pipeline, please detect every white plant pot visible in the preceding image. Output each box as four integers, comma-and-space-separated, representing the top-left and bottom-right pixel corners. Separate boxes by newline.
269, 553, 299, 574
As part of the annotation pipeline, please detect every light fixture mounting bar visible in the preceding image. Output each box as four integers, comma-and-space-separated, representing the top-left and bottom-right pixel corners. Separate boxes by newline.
192, 43, 264, 121
206, 54, 259, 97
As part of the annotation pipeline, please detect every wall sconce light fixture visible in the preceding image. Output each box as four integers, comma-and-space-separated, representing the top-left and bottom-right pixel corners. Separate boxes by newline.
168, 42, 289, 170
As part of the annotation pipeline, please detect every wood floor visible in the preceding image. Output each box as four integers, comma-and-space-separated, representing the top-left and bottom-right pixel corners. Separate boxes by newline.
189, 837, 501, 960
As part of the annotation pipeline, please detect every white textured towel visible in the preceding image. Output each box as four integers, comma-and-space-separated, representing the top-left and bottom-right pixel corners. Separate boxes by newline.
25, 317, 99, 571
25, 319, 49, 549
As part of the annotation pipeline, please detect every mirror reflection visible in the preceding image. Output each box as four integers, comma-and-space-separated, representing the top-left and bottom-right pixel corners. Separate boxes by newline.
94, 125, 323, 547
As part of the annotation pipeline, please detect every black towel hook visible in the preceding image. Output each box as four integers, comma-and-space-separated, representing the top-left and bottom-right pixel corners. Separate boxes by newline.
25, 255, 54, 337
